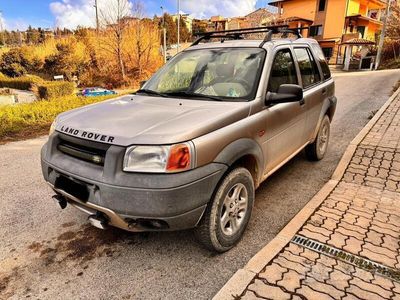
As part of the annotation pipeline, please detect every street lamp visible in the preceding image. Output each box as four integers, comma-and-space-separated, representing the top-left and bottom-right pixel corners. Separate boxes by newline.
161, 6, 167, 63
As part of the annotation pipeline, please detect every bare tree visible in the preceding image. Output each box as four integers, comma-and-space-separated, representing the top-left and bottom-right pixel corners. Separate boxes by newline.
387, 1, 400, 39
131, 0, 154, 78
99, 0, 132, 80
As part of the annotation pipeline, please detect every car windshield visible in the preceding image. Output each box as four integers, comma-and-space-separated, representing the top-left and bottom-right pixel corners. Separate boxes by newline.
141, 48, 266, 102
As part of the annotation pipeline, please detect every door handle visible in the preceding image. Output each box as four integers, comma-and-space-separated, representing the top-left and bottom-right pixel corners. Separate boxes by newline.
322, 88, 327, 95
299, 98, 305, 106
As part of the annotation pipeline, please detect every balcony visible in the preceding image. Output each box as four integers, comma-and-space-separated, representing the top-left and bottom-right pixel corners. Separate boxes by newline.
358, 0, 387, 9
345, 14, 383, 26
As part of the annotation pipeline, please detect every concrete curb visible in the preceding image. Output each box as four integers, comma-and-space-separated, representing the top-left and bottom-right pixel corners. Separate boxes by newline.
213, 86, 400, 300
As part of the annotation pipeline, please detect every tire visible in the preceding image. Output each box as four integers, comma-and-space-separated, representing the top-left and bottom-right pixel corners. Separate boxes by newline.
306, 115, 331, 161
194, 167, 255, 252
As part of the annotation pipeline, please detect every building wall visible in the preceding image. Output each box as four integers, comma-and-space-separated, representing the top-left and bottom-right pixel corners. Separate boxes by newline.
281, 0, 317, 21
365, 21, 380, 40
323, 0, 348, 39
347, 0, 361, 15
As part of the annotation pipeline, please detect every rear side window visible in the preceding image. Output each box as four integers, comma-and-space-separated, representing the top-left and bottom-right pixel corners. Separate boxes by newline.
294, 48, 321, 88
268, 49, 298, 93
311, 44, 331, 80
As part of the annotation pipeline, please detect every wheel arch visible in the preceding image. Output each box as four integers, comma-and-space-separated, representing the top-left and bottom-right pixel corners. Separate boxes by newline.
311, 96, 337, 142
213, 138, 264, 188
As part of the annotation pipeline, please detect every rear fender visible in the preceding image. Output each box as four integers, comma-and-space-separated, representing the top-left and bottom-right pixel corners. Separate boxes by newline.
311, 96, 337, 142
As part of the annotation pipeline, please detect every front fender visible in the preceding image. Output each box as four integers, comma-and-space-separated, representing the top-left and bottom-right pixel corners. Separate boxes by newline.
213, 138, 264, 183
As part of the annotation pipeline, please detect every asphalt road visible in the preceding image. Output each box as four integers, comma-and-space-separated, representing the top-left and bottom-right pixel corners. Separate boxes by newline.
1, 69, 399, 300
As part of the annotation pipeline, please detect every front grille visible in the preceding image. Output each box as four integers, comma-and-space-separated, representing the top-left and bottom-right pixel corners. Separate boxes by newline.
58, 139, 107, 166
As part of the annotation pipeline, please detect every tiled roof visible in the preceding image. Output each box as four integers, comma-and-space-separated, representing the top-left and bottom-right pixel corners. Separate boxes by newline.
340, 38, 375, 45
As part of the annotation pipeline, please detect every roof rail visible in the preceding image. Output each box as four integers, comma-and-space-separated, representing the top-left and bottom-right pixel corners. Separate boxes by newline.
191, 25, 308, 48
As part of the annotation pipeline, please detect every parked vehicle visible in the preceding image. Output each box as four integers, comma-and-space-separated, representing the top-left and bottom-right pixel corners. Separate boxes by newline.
41, 27, 336, 252
80, 87, 117, 97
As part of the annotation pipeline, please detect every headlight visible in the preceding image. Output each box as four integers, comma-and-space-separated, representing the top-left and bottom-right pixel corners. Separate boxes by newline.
123, 143, 194, 173
49, 118, 58, 136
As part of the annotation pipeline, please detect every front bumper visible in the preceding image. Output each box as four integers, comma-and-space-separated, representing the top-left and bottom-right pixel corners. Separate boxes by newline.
41, 133, 227, 232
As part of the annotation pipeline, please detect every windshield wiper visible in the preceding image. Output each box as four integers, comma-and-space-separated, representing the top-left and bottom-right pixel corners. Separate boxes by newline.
136, 89, 168, 97
164, 91, 223, 102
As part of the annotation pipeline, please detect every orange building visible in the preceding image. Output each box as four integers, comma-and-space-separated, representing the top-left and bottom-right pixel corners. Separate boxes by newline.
268, 0, 387, 65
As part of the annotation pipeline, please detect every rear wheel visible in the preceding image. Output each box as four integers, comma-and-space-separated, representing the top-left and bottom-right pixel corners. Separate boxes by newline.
306, 115, 330, 161
194, 167, 254, 252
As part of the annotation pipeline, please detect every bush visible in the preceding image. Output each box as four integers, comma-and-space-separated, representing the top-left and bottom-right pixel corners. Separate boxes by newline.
379, 59, 400, 70
0, 94, 118, 140
37, 81, 75, 99
0, 48, 34, 77
0, 75, 44, 90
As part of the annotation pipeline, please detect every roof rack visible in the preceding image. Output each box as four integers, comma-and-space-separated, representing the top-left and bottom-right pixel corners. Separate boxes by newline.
191, 25, 307, 48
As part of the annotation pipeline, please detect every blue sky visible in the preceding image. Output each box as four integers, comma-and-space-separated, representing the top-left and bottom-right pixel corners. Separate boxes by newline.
0, 0, 271, 30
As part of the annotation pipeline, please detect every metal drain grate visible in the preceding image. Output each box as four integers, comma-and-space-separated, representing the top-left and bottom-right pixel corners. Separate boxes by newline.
292, 235, 400, 282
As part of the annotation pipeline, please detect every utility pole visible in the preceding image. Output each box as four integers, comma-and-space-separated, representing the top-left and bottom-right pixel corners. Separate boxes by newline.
161, 6, 167, 63
375, 0, 392, 70
0, 10, 5, 47
94, 0, 99, 33
177, 0, 180, 54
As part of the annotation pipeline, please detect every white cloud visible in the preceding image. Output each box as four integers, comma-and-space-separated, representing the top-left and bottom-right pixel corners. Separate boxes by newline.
0, 14, 30, 31
177, 0, 258, 19
50, 0, 96, 29
50, 0, 133, 30
0, 13, 5, 30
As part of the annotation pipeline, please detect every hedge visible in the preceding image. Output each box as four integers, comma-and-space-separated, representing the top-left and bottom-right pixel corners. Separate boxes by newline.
38, 81, 75, 99
0, 75, 44, 90
0, 94, 119, 140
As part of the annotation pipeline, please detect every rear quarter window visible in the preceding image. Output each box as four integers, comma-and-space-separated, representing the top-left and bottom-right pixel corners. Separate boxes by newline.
311, 44, 331, 81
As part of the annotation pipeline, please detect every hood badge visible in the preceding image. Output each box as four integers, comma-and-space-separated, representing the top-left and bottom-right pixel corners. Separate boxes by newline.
59, 126, 115, 143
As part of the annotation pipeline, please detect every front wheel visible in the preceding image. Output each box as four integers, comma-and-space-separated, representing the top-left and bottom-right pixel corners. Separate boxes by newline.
194, 167, 254, 252
306, 115, 331, 161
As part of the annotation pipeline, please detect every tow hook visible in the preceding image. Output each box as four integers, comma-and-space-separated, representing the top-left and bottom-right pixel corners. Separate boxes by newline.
88, 214, 108, 230
52, 194, 67, 209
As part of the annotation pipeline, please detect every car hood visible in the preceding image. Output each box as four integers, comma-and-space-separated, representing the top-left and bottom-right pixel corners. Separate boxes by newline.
55, 94, 250, 146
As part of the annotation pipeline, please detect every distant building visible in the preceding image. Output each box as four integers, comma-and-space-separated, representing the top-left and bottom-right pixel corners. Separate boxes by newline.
245, 8, 275, 28
207, 9, 276, 32
192, 19, 209, 33
228, 17, 249, 30
209, 16, 229, 31
172, 14, 193, 32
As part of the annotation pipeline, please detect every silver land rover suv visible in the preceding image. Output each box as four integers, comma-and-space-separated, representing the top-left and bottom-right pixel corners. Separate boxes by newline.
41, 27, 337, 252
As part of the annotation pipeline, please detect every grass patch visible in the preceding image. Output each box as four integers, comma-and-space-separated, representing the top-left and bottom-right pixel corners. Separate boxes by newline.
0, 93, 129, 143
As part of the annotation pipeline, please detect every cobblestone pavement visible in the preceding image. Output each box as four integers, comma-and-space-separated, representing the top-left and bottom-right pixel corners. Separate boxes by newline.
238, 94, 400, 299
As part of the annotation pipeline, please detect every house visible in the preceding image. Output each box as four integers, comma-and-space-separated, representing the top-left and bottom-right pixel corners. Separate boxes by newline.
267, 0, 387, 65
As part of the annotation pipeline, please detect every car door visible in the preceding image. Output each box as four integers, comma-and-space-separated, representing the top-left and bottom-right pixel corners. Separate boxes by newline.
293, 46, 324, 141
262, 47, 308, 176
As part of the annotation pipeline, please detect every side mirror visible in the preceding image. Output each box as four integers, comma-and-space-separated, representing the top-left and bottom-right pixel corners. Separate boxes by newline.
140, 81, 147, 88
266, 84, 303, 105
